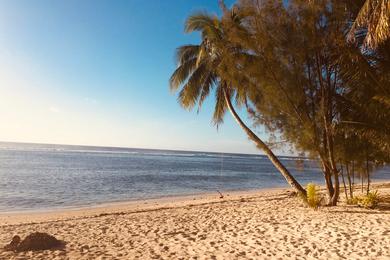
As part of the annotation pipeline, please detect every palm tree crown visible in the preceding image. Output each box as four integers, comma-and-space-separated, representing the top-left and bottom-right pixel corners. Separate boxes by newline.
169, 12, 230, 125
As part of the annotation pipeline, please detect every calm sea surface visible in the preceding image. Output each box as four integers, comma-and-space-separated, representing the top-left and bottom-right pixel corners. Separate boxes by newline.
0, 142, 388, 212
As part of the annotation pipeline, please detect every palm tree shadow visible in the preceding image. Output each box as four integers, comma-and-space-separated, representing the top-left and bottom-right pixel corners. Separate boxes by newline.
376, 203, 390, 212
334, 201, 390, 215
336, 209, 390, 215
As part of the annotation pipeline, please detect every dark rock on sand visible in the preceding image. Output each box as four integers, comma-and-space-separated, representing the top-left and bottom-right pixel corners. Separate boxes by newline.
3, 235, 21, 251
4, 232, 64, 252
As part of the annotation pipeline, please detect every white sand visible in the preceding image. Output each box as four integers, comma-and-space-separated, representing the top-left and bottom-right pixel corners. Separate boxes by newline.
0, 183, 389, 259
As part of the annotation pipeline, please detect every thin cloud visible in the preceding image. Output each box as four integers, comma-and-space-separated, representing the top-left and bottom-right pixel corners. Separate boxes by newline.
49, 106, 60, 113
84, 97, 98, 104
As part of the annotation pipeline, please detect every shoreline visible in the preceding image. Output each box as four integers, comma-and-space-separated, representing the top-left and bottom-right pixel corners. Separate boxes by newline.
0, 179, 390, 216
1, 180, 389, 226
0, 186, 287, 213
0, 186, 291, 226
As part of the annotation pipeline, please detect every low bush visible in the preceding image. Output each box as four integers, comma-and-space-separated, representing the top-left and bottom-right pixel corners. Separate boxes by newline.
346, 197, 360, 205
305, 183, 322, 209
360, 191, 380, 209
346, 191, 380, 209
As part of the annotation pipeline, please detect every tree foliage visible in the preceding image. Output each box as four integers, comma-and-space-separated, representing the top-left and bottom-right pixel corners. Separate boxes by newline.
169, 7, 307, 195
170, 0, 389, 206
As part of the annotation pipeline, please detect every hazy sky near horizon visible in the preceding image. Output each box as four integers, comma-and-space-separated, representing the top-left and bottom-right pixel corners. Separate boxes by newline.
0, 0, 282, 154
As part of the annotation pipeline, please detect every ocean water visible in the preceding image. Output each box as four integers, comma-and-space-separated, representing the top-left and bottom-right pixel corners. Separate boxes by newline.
0, 142, 388, 212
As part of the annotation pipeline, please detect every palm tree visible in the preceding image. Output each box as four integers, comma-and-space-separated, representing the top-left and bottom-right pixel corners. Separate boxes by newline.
169, 12, 307, 196
348, 0, 390, 48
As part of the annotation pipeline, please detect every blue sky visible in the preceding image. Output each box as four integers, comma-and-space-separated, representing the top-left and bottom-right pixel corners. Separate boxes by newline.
0, 0, 280, 154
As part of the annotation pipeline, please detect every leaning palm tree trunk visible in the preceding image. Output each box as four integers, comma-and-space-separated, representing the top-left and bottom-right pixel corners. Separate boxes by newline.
223, 89, 307, 196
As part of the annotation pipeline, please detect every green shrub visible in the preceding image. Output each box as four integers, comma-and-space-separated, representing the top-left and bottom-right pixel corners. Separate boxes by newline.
346, 197, 360, 205
346, 191, 380, 209
360, 191, 380, 209
305, 183, 322, 209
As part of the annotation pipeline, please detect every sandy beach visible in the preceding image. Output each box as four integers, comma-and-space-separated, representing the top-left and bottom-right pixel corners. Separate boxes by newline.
1, 183, 389, 260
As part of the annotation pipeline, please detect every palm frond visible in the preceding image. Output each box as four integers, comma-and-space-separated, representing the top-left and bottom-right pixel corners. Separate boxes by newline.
212, 82, 229, 126
185, 12, 222, 40
177, 62, 208, 109
372, 95, 390, 108
169, 57, 198, 92
197, 72, 217, 111
175, 45, 200, 66
349, 0, 390, 48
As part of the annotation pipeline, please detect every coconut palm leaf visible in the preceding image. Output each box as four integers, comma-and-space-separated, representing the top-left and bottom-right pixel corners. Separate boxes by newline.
169, 57, 198, 92
213, 82, 229, 125
185, 12, 222, 40
177, 62, 209, 109
349, 0, 390, 48
175, 45, 201, 65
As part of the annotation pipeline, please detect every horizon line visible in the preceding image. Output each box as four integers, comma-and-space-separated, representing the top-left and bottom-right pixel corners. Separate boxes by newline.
0, 140, 301, 158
